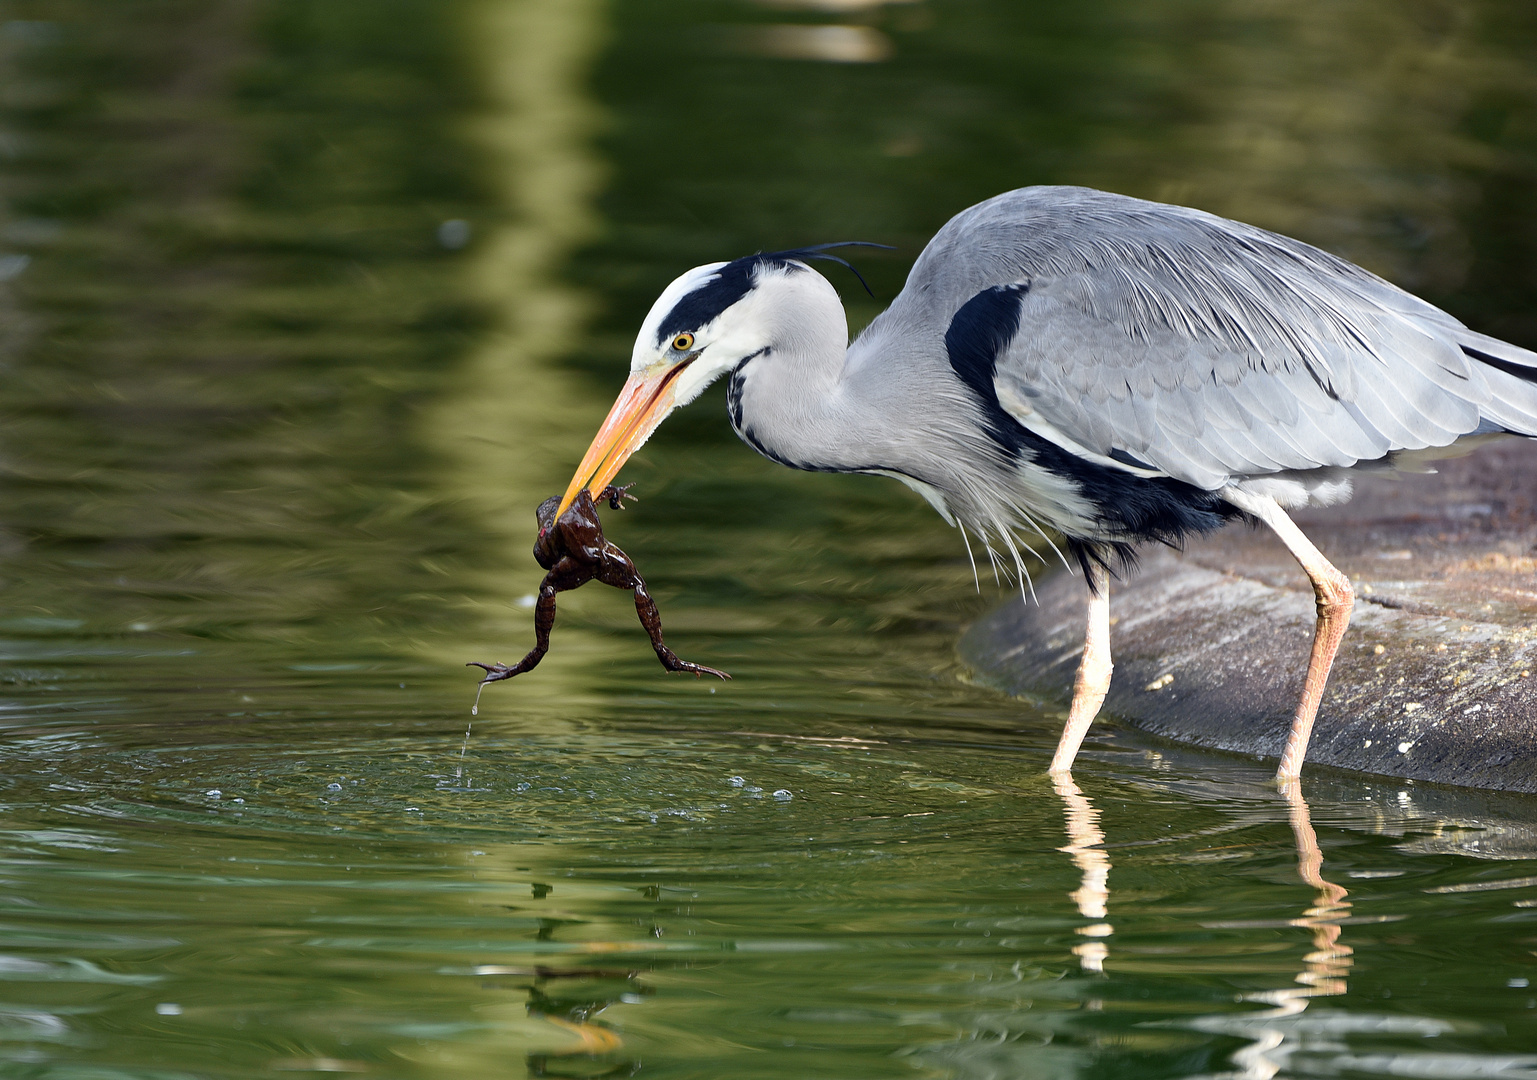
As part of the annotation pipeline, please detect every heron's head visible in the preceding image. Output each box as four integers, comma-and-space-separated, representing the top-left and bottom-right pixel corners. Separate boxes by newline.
557, 252, 846, 514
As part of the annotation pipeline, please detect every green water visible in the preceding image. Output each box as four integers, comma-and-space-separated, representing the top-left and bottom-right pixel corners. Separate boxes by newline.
1, 0, 1536, 1076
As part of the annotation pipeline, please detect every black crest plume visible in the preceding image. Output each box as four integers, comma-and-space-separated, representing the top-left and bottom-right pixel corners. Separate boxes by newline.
761, 241, 894, 297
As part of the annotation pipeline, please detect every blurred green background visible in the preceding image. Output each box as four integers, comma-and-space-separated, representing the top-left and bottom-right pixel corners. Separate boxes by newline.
1, 0, 1533, 678
1, 1, 1536, 1076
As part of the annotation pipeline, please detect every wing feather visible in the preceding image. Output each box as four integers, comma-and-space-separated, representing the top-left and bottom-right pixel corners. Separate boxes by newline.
894, 187, 1536, 489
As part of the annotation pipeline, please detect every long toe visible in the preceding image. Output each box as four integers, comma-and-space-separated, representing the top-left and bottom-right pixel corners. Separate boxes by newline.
466, 661, 515, 683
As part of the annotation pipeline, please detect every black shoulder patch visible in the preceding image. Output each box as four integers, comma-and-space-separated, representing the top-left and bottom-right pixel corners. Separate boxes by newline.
945, 284, 1030, 454
944, 281, 1244, 562
655, 253, 808, 346
946, 284, 1029, 403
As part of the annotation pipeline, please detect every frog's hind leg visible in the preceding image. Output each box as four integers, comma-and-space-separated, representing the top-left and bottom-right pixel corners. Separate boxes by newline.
590, 544, 729, 680
631, 577, 730, 680
467, 578, 560, 687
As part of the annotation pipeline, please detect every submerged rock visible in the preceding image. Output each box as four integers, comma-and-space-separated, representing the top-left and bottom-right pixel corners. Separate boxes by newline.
961, 439, 1537, 792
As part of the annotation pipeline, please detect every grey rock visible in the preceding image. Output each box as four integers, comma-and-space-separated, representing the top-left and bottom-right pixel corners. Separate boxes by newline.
961, 439, 1537, 791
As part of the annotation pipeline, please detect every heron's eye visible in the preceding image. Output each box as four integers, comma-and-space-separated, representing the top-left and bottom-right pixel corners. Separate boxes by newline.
671, 332, 695, 352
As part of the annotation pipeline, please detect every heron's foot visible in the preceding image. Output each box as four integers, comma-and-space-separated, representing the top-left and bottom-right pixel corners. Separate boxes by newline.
655, 648, 731, 680
595, 484, 637, 511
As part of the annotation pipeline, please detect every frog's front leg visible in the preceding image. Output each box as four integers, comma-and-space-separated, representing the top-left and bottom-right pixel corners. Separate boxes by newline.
595, 484, 637, 511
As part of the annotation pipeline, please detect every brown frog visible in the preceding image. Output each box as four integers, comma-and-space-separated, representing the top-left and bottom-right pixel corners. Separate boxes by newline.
468, 485, 730, 698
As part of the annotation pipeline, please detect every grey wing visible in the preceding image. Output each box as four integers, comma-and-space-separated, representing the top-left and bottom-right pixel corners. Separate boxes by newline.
916, 187, 1537, 490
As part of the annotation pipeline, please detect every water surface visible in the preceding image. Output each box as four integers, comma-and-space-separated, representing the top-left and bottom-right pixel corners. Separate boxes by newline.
0, 1, 1535, 1076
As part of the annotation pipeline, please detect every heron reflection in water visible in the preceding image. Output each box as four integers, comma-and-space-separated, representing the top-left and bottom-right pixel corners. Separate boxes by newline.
557, 187, 1537, 780
1054, 775, 1113, 975
1054, 777, 1353, 1077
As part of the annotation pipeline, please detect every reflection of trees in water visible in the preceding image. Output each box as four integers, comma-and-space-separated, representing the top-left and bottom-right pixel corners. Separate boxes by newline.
417, 0, 615, 701
521, 966, 641, 1078
0, 0, 504, 647
1096, 0, 1537, 310
586, 0, 1536, 359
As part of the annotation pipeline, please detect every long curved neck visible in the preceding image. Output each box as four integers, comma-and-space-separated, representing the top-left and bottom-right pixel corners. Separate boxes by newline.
725, 273, 875, 472
728, 280, 1045, 537
727, 274, 985, 481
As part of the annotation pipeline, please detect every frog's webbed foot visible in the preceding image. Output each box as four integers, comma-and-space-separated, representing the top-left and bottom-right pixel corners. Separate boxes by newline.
656, 649, 732, 680
465, 659, 541, 715
466, 660, 525, 684
596, 484, 637, 511
464, 659, 537, 714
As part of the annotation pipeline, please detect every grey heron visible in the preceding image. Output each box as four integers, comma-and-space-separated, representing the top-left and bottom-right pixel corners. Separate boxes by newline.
555, 186, 1537, 781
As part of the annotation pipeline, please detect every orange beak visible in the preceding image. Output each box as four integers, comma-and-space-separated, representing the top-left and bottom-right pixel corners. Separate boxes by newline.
557, 361, 693, 516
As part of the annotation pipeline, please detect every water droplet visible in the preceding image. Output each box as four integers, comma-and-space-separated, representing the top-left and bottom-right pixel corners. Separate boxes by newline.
728, 776, 745, 787
155, 1003, 182, 1016
0, 254, 31, 281
437, 218, 471, 249
773, 789, 793, 801
470, 704, 478, 717
205, 789, 221, 798
327, 783, 342, 792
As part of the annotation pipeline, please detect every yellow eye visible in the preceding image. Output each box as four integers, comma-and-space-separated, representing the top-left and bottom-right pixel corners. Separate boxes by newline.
671, 332, 695, 352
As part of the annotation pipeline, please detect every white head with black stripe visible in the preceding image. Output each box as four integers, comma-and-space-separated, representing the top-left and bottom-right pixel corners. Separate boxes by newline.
556, 245, 880, 516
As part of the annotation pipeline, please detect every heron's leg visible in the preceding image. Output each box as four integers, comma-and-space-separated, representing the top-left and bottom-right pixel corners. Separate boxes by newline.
1049, 561, 1112, 774
1225, 491, 1354, 781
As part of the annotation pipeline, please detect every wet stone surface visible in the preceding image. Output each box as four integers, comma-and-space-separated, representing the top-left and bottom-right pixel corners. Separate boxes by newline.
962, 438, 1537, 791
